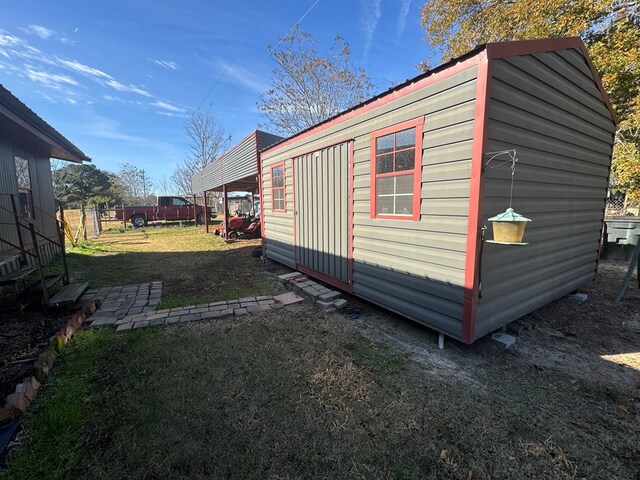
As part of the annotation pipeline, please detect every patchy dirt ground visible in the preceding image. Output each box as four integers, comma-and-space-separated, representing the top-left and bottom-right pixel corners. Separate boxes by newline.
346, 258, 640, 399
0, 301, 69, 406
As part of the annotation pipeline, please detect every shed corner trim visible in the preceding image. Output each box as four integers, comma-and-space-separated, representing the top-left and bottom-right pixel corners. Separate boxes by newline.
462, 50, 491, 344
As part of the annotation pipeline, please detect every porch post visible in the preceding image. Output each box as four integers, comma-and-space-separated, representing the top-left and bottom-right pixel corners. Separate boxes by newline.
192, 194, 197, 223
203, 190, 209, 233
223, 184, 229, 240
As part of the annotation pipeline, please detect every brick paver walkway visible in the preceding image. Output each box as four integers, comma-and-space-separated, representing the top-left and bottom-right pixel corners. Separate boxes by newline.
82, 281, 162, 326
83, 271, 347, 334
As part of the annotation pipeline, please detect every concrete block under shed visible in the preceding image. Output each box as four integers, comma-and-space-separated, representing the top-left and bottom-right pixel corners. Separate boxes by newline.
490, 332, 517, 349
566, 292, 588, 303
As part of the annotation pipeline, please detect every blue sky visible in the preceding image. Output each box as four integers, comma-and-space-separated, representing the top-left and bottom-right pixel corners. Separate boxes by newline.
1, 0, 437, 187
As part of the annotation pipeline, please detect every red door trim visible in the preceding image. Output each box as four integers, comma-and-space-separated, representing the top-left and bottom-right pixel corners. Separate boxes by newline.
293, 140, 354, 293
297, 264, 352, 292
461, 51, 491, 344
348, 140, 355, 288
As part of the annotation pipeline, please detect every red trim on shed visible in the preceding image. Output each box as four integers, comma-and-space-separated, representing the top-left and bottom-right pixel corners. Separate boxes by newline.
296, 264, 352, 292
255, 136, 266, 258
369, 117, 424, 221
262, 55, 482, 156
461, 52, 491, 344
348, 140, 355, 286
292, 158, 297, 264
486, 37, 617, 124
270, 161, 286, 212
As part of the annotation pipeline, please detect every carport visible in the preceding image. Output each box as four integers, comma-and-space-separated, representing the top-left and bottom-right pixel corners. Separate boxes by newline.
191, 130, 283, 237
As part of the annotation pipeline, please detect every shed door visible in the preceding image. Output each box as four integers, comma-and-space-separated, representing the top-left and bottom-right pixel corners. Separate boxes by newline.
294, 142, 351, 289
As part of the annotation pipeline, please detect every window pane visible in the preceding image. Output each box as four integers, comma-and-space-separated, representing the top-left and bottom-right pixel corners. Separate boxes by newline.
273, 176, 283, 188
272, 165, 283, 177
172, 197, 189, 206
375, 134, 394, 154
395, 149, 415, 171
376, 154, 393, 174
376, 194, 394, 215
15, 156, 31, 189
274, 189, 284, 201
274, 198, 284, 210
395, 195, 413, 215
395, 128, 415, 149
377, 177, 394, 195
396, 174, 414, 194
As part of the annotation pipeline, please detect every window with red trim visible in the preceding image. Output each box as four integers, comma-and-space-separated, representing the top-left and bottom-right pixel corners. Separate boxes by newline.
370, 118, 423, 220
271, 163, 285, 211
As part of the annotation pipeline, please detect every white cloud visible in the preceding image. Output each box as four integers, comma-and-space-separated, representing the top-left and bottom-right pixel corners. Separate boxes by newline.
25, 65, 78, 89
57, 58, 112, 79
397, 0, 412, 43
219, 62, 269, 93
150, 58, 178, 70
156, 111, 183, 117
65, 98, 77, 105
20, 25, 55, 40
151, 100, 184, 113
0, 33, 23, 47
105, 79, 151, 97
362, 0, 382, 57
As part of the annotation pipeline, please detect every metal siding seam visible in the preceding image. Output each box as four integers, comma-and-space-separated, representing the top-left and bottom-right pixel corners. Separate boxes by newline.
349, 141, 355, 287
462, 52, 490, 344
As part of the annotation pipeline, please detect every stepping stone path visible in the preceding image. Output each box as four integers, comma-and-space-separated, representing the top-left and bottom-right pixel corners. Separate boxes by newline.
91, 294, 296, 333
277, 272, 348, 313
82, 281, 162, 327
82, 272, 346, 333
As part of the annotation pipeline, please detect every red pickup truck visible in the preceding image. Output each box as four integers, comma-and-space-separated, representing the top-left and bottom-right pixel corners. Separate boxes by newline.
115, 196, 217, 227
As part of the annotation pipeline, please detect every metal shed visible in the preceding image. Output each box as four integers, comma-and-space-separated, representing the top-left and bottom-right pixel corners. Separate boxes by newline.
259, 38, 616, 344
191, 129, 283, 235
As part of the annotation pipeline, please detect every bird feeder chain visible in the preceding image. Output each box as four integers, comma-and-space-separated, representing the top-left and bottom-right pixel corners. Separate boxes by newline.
484, 149, 518, 209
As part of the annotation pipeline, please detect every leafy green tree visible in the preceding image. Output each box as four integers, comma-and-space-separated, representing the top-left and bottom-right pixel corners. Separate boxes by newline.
52, 164, 111, 207
259, 26, 375, 136
420, 0, 640, 200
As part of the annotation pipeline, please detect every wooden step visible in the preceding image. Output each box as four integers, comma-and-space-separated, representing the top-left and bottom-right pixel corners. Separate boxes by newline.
0, 266, 38, 286
48, 282, 89, 307
25, 274, 64, 294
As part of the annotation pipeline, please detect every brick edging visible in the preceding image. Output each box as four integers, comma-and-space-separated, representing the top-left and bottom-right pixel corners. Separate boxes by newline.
0, 299, 102, 427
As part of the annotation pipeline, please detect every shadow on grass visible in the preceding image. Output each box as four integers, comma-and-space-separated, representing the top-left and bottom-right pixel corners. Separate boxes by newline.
47, 242, 279, 307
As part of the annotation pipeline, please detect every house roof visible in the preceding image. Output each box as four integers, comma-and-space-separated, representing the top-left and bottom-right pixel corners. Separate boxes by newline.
262, 37, 616, 155
0, 84, 90, 163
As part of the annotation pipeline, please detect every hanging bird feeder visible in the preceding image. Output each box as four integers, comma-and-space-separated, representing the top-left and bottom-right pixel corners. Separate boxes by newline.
488, 207, 531, 244
483, 149, 531, 246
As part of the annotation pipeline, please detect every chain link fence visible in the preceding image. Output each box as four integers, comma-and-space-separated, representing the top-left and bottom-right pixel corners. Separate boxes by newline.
605, 198, 640, 217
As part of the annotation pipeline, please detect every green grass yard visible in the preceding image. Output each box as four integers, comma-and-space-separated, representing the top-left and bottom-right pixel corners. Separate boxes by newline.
49, 226, 280, 308
2, 226, 639, 479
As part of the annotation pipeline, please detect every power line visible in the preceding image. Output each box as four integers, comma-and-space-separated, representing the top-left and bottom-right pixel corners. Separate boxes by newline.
195, 0, 322, 110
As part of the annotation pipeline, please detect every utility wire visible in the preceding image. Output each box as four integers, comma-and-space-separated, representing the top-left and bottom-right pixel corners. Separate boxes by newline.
195, 0, 322, 110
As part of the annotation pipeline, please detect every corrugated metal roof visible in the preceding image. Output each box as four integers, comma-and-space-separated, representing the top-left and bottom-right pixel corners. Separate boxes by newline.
191, 129, 283, 192
0, 84, 90, 163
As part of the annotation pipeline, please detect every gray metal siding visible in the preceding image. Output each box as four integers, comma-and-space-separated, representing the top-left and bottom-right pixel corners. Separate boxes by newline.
1, 138, 58, 255
295, 142, 350, 283
262, 66, 478, 339
192, 131, 283, 193
256, 131, 284, 152
476, 49, 615, 338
